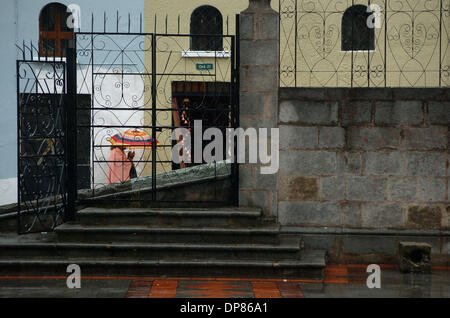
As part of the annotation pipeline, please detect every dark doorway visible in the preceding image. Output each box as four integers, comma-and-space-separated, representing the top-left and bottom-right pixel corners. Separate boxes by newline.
171, 81, 231, 170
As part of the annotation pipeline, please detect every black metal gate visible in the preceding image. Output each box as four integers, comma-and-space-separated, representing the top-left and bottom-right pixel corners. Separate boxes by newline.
16, 14, 240, 234
73, 20, 240, 206
16, 55, 68, 233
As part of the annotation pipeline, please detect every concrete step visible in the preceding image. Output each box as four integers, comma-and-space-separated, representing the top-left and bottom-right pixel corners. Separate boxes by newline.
0, 250, 326, 279
55, 223, 282, 244
78, 207, 264, 227
0, 237, 302, 260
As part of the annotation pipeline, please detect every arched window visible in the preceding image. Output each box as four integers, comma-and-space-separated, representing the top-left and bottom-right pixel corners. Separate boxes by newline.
190, 5, 223, 51
39, 3, 74, 57
341, 5, 375, 51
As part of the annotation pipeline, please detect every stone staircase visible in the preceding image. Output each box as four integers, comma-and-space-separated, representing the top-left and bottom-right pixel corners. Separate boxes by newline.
0, 207, 326, 279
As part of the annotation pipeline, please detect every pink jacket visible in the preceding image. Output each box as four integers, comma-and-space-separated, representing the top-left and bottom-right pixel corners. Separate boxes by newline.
107, 148, 132, 184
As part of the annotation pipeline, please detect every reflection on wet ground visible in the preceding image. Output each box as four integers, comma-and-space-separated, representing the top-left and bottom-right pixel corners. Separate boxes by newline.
0, 267, 448, 298
302, 269, 449, 298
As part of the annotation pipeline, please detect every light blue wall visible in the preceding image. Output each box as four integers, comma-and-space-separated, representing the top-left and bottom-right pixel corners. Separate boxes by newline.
0, 0, 19, 179
0, 0, 145, 179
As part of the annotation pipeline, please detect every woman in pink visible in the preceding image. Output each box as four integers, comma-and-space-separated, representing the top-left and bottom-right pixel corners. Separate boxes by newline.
107, 146, 133, 184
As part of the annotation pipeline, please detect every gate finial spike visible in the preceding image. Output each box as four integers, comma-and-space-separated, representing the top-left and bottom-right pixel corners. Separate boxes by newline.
165, 14, 168, 34
128, 13, 131, 33
29, 40, 33, 60
116, 10, 119, 33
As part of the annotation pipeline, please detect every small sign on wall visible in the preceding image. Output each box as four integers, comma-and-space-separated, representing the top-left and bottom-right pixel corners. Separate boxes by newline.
196, 63, 214, 71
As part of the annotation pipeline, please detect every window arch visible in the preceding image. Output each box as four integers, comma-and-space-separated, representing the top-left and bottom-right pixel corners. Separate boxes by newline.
190, 5, 223, 51
341, 5, 375, 51
39, 3, 74, 57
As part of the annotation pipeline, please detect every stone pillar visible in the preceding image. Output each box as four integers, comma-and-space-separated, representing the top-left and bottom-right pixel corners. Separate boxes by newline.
239, 0, 279, 217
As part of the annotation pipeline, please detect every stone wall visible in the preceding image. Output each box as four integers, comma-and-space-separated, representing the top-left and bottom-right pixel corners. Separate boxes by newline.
278, 87, 449, 232
237, 1, 448, 264
276, 87, 449, 264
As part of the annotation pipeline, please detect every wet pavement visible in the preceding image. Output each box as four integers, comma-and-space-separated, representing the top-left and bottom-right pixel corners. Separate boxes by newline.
0, 265, 448, 298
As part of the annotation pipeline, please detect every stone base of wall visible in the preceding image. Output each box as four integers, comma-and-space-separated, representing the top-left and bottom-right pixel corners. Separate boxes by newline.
282, 226, 449, 266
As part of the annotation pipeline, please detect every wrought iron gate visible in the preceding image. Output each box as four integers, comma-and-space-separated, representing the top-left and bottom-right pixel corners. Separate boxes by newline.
16, 14, 240, 234
16, 55, 68, 233
74, 24, 239, 205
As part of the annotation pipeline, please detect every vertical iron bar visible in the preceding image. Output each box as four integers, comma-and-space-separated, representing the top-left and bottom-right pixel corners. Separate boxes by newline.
31, 41, 38, 94
151, 34, 157, 201
278, 1, 281, 87
52, 43, 56, 94
104, 12, 106, 33
59, 61, 67, 222
29, 40, 33, 61
233, 14, 240, 206
117, 11, 119, 33
53, 45, 56, 88
16, 60, 21, 234
384, 0, 387, 87
295, 0, 297, 87
90, 32, 95, 197
368, 0, 371, 87
60, 34, 63, 58
66, 38, 77, 221
351, 0, 354, 87
411, 9, 415, 77
439, 0, 442, 87
230, 33, 236, 204
214, 161, 217, 200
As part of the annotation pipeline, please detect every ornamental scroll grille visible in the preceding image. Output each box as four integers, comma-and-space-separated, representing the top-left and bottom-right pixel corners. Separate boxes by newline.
73, 13, 239, 204
16, 55, 67, 234
279, 0, 450, 87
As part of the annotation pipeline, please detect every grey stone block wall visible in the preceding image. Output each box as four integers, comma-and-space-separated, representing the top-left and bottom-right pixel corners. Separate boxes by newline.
277, 87, 449, 231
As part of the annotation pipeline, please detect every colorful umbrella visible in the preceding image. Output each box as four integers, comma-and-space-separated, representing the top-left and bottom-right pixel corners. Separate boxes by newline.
107, 129, 159, 149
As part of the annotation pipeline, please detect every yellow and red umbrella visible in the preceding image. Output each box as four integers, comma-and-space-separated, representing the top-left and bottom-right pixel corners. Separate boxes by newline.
107, 129, 160, 149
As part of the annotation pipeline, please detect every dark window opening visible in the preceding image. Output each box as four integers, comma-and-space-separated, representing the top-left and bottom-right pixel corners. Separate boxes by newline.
171, 81, 231, 170
341, 5, 375, 51
39, 3, 74, 57
190, 5, 223, 51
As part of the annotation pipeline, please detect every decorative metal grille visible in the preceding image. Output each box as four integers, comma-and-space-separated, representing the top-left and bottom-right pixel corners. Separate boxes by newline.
279, 0, 449, 87
73, 14, 239, 205
16, 56, 67, 234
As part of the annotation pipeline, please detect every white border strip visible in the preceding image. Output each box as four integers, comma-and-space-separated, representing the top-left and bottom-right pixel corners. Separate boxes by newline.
181, 51, 231, 58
